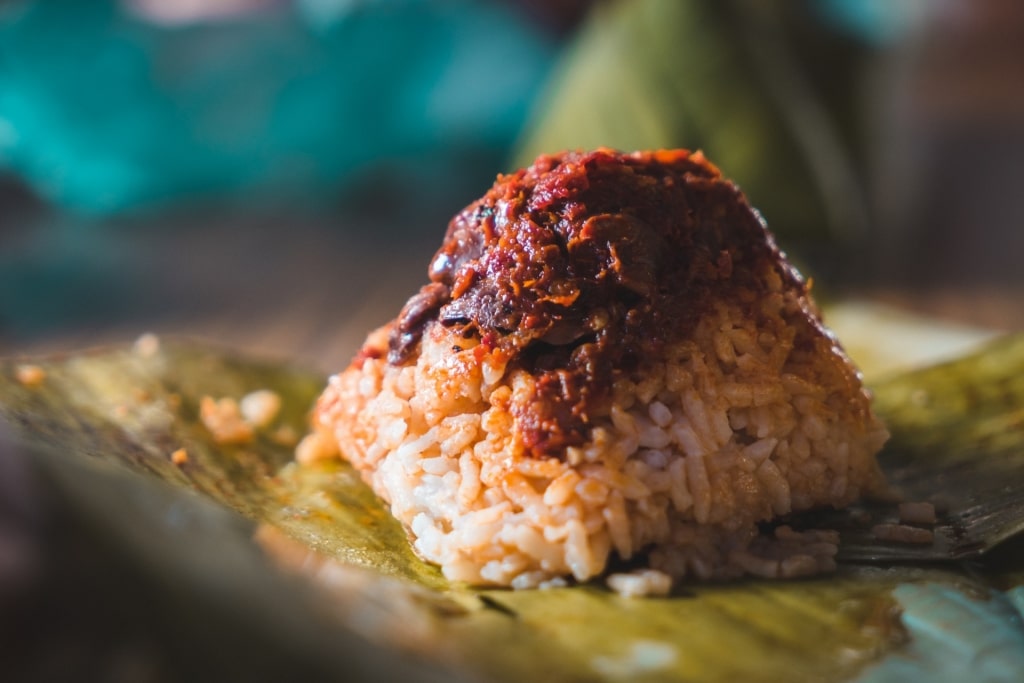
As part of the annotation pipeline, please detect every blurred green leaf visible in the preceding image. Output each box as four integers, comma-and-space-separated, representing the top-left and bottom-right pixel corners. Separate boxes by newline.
514, 0, 868, 243
4, 336, 1024, 681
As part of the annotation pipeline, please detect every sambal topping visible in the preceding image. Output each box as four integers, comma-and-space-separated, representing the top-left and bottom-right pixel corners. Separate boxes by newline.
386, 149, 805, 458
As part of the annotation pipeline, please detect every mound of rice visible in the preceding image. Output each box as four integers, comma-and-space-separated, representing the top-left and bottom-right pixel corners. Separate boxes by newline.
309, 149, 888, 591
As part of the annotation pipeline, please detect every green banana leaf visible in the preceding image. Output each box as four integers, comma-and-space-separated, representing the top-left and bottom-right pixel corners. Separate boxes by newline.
837, 335, 1024, 563
3, 334, 1024, 682
512, 0, 869, 244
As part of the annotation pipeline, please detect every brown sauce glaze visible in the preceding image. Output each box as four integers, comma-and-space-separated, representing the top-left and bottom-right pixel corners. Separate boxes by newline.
387, 149, 805, 458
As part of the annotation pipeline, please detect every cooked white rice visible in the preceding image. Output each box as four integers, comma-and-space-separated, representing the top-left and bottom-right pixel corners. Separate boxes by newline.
312, 276, 888, 590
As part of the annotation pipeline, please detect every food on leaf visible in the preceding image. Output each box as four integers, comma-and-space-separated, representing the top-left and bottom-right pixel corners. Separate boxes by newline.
309, 149, 889, 590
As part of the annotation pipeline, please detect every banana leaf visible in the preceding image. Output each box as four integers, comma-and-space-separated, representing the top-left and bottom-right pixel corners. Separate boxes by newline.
834, 335, 1024, 564
3, 334, 1024, 682
511, 0, 869, 244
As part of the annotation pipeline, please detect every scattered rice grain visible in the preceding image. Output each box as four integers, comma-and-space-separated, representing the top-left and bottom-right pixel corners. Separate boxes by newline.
240, 389, 282, 428
133, 332, 161, 358
15, 364, 46, 387
606, 570, 672, 598
898, 501, 937, 526
296, 431, 339, 464
199, 396, 254, 445
872, 523, 934, 545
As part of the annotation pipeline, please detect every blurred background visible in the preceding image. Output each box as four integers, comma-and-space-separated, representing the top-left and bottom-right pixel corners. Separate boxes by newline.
2, 0, 1023, 679
3, 0, 1024, 365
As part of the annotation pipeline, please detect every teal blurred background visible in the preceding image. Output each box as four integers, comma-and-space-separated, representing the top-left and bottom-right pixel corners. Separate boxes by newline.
0, 0, 557, 214
0, 0, 566, 361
